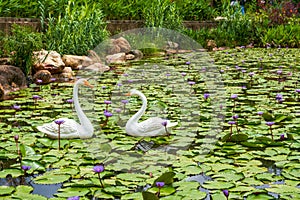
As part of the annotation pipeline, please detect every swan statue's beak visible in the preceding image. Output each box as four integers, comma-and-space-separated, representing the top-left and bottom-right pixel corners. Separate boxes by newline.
83, 80, 94, 88
125, 92, 131, 96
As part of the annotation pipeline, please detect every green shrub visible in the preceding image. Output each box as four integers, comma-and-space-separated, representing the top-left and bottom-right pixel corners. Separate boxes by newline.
45, 1, 109, 55
142, 0, 183, 31
2, 24, 43, 76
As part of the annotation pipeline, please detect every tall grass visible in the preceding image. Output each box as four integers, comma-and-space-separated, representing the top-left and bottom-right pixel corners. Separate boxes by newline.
45, 1, 109, 55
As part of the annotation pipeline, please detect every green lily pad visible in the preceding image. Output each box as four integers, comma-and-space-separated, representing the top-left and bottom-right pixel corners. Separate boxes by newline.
34, 174, 70, 184
0, 186, 14, 195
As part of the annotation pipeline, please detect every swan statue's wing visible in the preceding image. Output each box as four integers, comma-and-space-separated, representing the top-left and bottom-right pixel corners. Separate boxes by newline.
137, 117, 166, 135
37, 118, 80, 139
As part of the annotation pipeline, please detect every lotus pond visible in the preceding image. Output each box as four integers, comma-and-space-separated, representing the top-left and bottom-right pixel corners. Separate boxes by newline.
0, 47, 300, 200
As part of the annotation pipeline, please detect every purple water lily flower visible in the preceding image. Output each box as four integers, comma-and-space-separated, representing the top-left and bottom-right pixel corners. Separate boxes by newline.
223, 189, 229, 198
14, 135, 19, 141
161, 121, 167, 127
54, 119, 65, 125
66, 99, 73, 104
13, 105, 21, 111
93, 165, 104, 173
32, 95, 41, 100
186, 61, 191, 65
204, 93, 210, 99
36, 79, 43, 84
21, 165, 31, 171
295, 89, 300, 93
232, 115, 238, 120
248, 72, 255, 77
156, 181, 165, 188
231, 94, 238, 99
257, 111, 264, 116
67, 196, 80, 200
228, 121, 236, 125
266, 121, 275, 126
121, 100, 129, 104
104, 111, 113, 118
104, 100, 112, 104
275, 93, 283, 102
181, 72, 187, 76
280, 134, 285, 141
188, 81, 195, 85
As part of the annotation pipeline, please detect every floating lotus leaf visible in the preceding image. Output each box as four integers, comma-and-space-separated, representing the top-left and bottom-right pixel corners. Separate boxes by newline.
11, 193, 47, 200
147, 186, 176, 197
203, 181, 234, 190
142, 191, 159, 200
265, 184, 300, 194
117, 173, 149, 182
34, 173, 70, 184
103, 186, 130, 195
246, 193, 274, 200
93, 190, 115, 199
0, 168, 22, 178
174, 189, 207, 199
0, 186, 14, 195
55, 187, 90, 197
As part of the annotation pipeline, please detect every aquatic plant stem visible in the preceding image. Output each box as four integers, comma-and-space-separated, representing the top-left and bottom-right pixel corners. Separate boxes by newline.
58, 124, 61, 150
270, 126, 273, 140
97, 172, 104, 188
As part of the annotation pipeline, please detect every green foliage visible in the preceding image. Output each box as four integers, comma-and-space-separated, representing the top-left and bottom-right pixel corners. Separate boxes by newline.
2, 24, 43, 76
45, 1, 109, 55
175, 0, 219, 20
142, 0, 183, 31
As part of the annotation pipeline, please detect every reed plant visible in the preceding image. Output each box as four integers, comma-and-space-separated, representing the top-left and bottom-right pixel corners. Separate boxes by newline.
45, 0, 109, 55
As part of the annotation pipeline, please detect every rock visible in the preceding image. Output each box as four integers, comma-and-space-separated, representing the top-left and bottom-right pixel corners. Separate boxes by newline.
0, 65, 26, 88
0, 58, 11, 65
85, 63, 110, 72
106, 53, 126, 64
88, 50, 102, 63
52, 67, 74, 81
107, 37, 131, 55
62, 55, 94, 70
33, 70, 52, 84
0, 65, 27, 100
125, 54, 135, 60
129, 50, 143, 60
0, 84, 4, 100
207, 40, 217, 51
33, 50, 65, 74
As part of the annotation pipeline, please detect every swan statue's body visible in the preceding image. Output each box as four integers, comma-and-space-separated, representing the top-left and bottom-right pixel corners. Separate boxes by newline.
37, 79, 94, 139
125, 89, 177, 137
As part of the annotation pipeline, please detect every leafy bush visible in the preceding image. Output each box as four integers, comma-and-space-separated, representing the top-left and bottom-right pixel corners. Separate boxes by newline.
45, 1, 109, 55
142, 0, 183, 31
257, 0, 300, 25
175, 0, 219, 21
2, 24, 43, 76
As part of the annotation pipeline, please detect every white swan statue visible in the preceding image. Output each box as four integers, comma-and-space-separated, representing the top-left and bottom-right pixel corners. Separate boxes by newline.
37, 79, 94, 139
125, 89, 177, 137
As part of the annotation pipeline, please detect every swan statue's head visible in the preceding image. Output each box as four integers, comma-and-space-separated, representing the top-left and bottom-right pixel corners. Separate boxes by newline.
77, 79, 94, 89
126, 89, 141, 96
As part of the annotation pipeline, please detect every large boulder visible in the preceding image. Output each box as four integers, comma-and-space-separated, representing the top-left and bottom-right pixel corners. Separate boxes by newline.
33, 50, 65, 74
107, 37, 131, 55
62, 55, 94, 70
0, 65, 27, 100
106, 53, 126, 64
33, 70, 52, 84
85, 63, 110, 72
52, 67, 75, 81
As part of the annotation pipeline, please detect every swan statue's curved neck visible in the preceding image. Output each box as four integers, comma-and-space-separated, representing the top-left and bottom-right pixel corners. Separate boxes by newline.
128, 90, 147, 124
74, 80, 93, 135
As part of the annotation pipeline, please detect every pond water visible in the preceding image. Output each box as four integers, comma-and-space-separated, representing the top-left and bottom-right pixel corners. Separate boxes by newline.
0, 47, 299, 199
